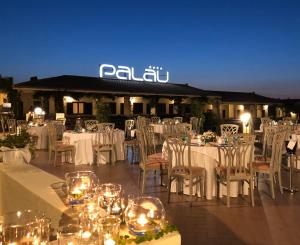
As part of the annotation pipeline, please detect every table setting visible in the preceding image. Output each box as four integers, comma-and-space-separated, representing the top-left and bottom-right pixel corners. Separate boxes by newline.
162, 131, 253, 200
27, 123, 49, 150
0, 169, 181, 245
63, 128, 125, 165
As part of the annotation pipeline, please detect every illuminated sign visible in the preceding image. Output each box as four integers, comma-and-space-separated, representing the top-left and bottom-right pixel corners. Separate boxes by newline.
99, 64, 169, 83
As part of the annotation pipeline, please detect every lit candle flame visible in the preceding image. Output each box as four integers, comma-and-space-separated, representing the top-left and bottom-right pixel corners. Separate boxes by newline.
137, 213, 148, 227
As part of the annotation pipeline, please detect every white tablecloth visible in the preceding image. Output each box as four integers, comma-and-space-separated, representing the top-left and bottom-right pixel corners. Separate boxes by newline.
27, 126, 48, 149
162, 141, 252, 200
290, 134, 300, 169
0, 147, 31, 164
0, 163, 67, 229
150, 124, 164, 134
63, 130, 125, 165
49, 231, 181, 245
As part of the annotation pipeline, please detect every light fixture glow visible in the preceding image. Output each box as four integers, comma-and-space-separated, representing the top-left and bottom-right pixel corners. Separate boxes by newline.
240, 112, 251, 123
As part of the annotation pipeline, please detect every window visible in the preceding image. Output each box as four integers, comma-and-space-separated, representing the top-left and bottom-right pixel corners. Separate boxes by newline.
120, 103, 124, 115
66, 102, 93, 115
133, 103, 143, 114
146, 104, 151, 115
236, 109, 241, 117
156, 103, 166, 115
33, 99, 42, 107
184, 104, 191, 114
169, 104, 174, 115
222, 109, 226, 119
106, 102, 116, 114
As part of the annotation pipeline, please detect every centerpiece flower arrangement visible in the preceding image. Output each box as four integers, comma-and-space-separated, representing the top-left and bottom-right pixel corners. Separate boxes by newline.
202, 130, 217, 143
0, 129, 36, 157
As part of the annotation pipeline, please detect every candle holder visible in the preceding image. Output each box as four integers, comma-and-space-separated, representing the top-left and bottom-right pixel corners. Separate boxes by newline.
79, 201, 107, 235
98, 216, 121, 245
0, 210, 51, 244
97, 183, 122, 215
65, 171, 98, 205
57, 224, 80, 245
124, 196, 166, 236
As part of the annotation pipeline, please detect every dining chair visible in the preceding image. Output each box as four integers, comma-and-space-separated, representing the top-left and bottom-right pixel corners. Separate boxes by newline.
173, 117, 183, 123
143, 125, 157, 155
252, 130, 286, 199
136, 130, 169, 194
93, 127, 116, 164
174, 123, 192, 135
190, 117, 202, 133
151, 116, 160, 124
7, 119, 17, 135
216, 138, 255, 207
84, 120, 98, 132
124, 119, 139, 163
136, 117, 149, 130
17, 120, 28, 133
97, 122, 115, 131
220, 124, 239, 136
47, 123, 75, 166
166, 135, 206, 206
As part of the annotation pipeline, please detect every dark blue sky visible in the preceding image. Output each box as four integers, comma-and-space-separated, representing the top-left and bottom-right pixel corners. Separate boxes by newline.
1, 0, 300, 98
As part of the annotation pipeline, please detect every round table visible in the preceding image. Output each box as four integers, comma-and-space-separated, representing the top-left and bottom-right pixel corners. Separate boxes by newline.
162, 140, 253, 200
27, 126, 48, 150
63, 130, 125, 165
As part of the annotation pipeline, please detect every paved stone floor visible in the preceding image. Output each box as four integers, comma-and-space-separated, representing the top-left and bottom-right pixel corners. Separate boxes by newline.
31, 151, 300, 245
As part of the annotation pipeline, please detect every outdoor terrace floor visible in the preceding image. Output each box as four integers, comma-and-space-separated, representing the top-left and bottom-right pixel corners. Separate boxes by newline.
30, 151, 300, 245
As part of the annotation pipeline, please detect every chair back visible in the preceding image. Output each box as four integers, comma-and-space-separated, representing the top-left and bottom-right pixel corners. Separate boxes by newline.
17, 120, 28, 132
136, 117, 149, 130
217, 140, 254, 179
136, 130, 147, 165
173, 117, 183, 123
220, 124, 239, 136
261, 117, 272, 125
227, 133, 256, 145
143, 125, 157, 154
162, 118, 174, 124
0, 116, 5, 133
47, 123, 58, 149
166, 135, 192, 176
96, 127, 114, 147
125, 119, 135, 139
175, 123, 192, 135
190, 117, 202, 133
269, 130, 286, 173
84, 120, 98, 132
97, 122, 115, 131
277, 124, 292, 141
261, 126, 276, 158
51, 120, 65, 140
162, 121, 175, 136
151, 116, 160, 124
7, 119, 16, 134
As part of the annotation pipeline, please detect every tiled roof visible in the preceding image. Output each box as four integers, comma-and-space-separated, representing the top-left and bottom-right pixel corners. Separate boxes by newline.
15, 75, 211, 97
206, 90, 281, 104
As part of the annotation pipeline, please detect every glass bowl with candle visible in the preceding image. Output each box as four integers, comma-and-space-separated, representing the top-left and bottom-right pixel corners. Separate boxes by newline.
98, 216, 121, 245
0, 210, 51, 244
124, 196, 166, 236
97, 183, 122, 215
65, 171, 98, 205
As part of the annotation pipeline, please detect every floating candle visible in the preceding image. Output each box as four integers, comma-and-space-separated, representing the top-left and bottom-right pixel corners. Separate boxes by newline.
137, 214, 148, 227
81, 231, 91, 239
104, 238, 116, 245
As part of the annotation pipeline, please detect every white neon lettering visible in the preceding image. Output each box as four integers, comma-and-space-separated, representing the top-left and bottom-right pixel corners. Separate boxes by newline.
99, 64, 169, 83
116, 65, 131, 80
131, 67, 144, 81
99, 64, 116, 78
